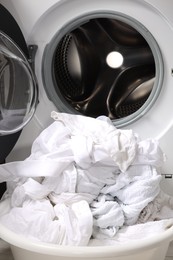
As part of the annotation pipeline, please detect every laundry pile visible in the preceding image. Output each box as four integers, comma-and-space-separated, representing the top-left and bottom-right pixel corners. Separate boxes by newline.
0, 111, 173, 246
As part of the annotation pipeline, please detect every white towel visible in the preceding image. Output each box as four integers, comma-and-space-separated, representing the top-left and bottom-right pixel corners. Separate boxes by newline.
91, 194, 124, 238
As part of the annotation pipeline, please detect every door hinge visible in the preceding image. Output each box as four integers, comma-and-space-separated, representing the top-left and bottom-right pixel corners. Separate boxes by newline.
28, 45, 38, 71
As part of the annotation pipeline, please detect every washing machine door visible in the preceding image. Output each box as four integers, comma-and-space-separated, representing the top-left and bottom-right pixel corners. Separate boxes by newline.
0, 4, 38, 197
0, 4, 38, 136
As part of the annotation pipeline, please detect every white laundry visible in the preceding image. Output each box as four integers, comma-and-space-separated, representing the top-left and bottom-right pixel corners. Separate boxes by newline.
89, 218, 173, 246
133, 138, 166, 167
0, 197, 11, 216
0, 198, 93, 246
51, 112, 138, 172
101, 165, 162, 225
53, 200, 93, 246
138, 190, 173, 223
0, 112, 170, 246
11, 178, 51, 207
91, 194, 124, 239
49, 192, 95, 206
92, 200, 123, 231
115, 168, 161, 225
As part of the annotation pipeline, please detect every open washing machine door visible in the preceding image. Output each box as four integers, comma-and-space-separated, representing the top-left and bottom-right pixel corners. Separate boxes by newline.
0, 5, 38, 136
0, 4, 38, 196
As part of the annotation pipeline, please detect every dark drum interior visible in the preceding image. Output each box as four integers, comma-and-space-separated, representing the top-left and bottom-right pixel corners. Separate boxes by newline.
53, 18, 155, 119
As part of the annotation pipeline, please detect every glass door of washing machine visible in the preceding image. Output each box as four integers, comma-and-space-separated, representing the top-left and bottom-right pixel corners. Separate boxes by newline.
0, 32, 38, 135
0, 3, 38, 199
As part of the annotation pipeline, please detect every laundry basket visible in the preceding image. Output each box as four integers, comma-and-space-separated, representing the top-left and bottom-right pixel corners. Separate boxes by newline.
0, 221, 173, 260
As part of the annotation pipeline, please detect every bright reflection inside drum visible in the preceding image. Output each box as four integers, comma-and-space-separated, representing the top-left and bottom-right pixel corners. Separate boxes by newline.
106, 51, 124, 68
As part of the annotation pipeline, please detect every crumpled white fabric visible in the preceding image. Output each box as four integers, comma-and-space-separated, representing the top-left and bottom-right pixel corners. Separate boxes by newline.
0, 198, 93, 246
0, 112, 168, 246
91, 194, 124, 239
101, 165, 162, 225
51, 112, 138, 172
89, 218, 173, 246
138, 190, 173, 223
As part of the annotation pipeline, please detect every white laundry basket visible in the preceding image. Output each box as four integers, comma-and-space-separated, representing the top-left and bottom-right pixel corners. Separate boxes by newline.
0, 222, 173, 260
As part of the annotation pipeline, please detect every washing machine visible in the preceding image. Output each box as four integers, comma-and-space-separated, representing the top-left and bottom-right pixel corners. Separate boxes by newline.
0, 0, 173, 259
